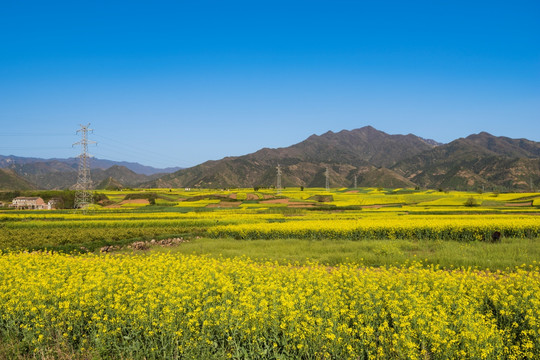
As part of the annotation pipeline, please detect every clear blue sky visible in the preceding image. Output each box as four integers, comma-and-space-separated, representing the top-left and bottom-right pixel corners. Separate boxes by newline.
1, 0, 539, 168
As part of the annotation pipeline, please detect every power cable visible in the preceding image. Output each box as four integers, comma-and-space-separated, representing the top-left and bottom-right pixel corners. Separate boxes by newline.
92, 133, 183, 167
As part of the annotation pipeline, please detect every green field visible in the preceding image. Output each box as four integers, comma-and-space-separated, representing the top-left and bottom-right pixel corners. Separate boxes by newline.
145, 236, 540, 270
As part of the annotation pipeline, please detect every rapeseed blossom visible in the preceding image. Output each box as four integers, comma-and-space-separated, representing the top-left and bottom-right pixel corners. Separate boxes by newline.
0, 252, 538, 359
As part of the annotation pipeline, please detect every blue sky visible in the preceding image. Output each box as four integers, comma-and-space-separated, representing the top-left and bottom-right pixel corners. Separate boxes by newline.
1, 0, 539, 168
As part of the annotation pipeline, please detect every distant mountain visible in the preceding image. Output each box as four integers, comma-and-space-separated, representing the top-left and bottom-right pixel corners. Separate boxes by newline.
145, 127, 539, 191
0, 155, 180, 190
87, 159, 182, 176
240, 126, 436, 167
0, 168, 36, 190
391, 134, 540, 191
0, 155, 181, 176
4, 162, 162, 190
144, 126, 438, 189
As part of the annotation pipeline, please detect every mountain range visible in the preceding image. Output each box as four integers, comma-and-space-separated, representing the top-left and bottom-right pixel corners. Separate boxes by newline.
142, 126, 539, 191
1, 126, 539, 191
0, 156, 178, 190
0, 155, 181, 175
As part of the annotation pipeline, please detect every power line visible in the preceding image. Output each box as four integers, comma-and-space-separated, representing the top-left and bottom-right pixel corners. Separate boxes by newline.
93, 133, 178, 160
0, 133, 72, 137
0, 131, 181, 167
92, 133, 182, 167
92, 143, 167, 164
2, 128, 185, 169
0, 147, 70, 150
92, 147, 177, 169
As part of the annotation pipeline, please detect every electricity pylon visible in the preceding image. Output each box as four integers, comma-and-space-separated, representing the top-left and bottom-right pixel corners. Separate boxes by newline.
276, 164, 282, 194
73, 124, 96, 212
325, 166, 330, 191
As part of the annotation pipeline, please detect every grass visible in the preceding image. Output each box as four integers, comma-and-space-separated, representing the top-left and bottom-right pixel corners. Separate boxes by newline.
0, 335, 88, 360
144, 236, 540, 270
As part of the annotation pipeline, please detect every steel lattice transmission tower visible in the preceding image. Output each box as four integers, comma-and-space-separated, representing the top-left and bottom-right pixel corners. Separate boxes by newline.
325, 166, 330, 191
354, 174, 357, 189
276, 164, 282, 194
73, 124, 96, 211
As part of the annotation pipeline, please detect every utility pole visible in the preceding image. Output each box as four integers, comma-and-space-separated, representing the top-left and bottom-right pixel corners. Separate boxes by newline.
276, 164, 282, 194
354, 175, 357, 189
325, 166, 330, 191
73, 124, 96, 212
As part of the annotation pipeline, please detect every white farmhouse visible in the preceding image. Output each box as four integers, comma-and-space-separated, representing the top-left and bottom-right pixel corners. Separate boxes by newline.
11, 197, 47, 210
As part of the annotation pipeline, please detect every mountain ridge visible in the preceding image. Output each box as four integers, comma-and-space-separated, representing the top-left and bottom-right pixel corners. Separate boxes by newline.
143, 126, 539, 191
144, 126, 438, 189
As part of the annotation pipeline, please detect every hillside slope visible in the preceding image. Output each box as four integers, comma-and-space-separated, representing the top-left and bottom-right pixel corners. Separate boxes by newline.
0, 169, 36, 190
391, 135, 540, 191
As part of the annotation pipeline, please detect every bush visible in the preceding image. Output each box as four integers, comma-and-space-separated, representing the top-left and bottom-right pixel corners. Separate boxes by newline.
464, 197, 479, 207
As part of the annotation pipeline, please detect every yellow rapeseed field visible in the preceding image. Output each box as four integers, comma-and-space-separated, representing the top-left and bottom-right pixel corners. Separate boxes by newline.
0, 252, 538, 359
209, 215, 540, 241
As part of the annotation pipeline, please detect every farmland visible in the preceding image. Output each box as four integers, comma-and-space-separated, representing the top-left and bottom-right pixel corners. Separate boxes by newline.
2, 187, 540, 252
1, 187, 539, 359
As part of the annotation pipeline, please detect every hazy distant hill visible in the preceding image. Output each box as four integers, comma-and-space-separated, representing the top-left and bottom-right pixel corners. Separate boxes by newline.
144, 127, 539, 191
0, 156, 178, 190
0, 155, 181, 176
4, 163, 162, 190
